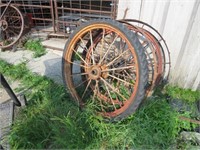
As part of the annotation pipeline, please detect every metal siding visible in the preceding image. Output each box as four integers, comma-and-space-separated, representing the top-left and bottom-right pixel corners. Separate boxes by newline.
117, 0, 200, 90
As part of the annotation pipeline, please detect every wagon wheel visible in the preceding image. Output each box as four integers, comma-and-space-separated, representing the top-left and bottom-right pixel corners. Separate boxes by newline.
119, 19, 171, 81
119, 21, 163, 95
0, 4, 24, 49
62, 20, 148, 120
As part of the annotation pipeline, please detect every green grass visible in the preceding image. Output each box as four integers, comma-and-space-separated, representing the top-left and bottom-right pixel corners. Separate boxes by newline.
165, 85, 200, 103
24, 39, 46, 58
0, 59, 199, 149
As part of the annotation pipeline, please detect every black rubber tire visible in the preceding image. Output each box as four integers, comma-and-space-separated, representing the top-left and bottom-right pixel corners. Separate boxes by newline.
62, 19, 148, 121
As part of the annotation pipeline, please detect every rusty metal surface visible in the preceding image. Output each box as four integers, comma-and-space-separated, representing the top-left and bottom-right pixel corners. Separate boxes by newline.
120, 19, 171, 81
1, 1, 171, 119
0, 3, 24, 49
63, 20, 143, 118
0, 0, 118, 48
62, 19, 171, 119
119, 19, 171, 96
1, 0, 118, 34
54, 0, 118, 34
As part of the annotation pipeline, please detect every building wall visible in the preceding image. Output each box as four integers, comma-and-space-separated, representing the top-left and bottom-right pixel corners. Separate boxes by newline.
117, 0, 200, 90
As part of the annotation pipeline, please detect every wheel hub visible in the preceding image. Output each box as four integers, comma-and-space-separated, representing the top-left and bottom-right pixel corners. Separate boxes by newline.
0, 20, 8, 31
88, 65, 101, 80
87, 64, 109, 80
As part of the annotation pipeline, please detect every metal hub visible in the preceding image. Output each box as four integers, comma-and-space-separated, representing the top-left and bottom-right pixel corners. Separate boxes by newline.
0, 20, 8, 31
88, 65, 101, 80
101, 65, 109, 79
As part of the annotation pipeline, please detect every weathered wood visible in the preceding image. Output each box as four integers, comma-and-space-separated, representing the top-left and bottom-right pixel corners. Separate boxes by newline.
117, 0, 200, 90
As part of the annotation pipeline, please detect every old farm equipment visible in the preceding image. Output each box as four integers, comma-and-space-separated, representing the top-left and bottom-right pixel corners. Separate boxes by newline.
62, 19, 170, 120
0, 0, 117, 49
0, 0, 170, 120
0, 0, 24, 48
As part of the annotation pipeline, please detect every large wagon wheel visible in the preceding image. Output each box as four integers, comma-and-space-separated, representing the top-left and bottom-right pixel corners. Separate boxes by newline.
119, 19, 171, 81
0, 4, 24, 49
119, 20, 163, 95
62, 20, 148, 120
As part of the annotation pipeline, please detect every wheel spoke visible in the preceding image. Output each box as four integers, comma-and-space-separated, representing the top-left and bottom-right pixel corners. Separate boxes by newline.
101, 65, 135, 72
9, 16, 21, 25
93, 80, 107, 111
101, 80, 117, 110
92, 80, 99, 99
79, 37, 89, 52
106, 48, 129, 67
100, 77, 127, 101
74, 79, 89, 89
89, 30, 96, 65
100, 28, 105, 62
108, 74, 134, 86
72, 48, 88, 66
123, 70, 136, 80
81, 79, 91, 99
71, 72, 88, 76
68, 60, 89, 68
98, 35, 119, 65
8, 10, 16, 18
7, 27, 19, 36
113, 72, 135, 80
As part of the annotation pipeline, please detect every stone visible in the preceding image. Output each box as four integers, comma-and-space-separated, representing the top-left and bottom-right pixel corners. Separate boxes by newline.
180, 131, 200, 145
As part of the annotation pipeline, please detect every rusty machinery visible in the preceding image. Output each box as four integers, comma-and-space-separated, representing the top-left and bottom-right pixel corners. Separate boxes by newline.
0, 0, 171, 120
0, 0, 117, 49
62, 19, 171, 121
0, 0, 24, 49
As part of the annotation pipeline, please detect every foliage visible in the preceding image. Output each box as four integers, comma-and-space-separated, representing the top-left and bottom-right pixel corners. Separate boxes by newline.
0, 59, 198, 149
24, 39, 46, 58
165, 85, 200, 103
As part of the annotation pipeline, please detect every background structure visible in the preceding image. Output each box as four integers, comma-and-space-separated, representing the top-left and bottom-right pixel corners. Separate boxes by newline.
117, 0, 200, 90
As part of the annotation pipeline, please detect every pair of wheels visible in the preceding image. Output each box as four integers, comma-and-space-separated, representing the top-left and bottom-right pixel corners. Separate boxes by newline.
0, 4, 24, 49
62, 19, 169, 120
119, 19, 170, 96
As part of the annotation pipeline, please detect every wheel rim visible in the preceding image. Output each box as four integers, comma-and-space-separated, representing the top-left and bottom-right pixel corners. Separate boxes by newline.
119, 19, 171, 81
119, 21, 163, 95
0, 5, 24, 49
63, 23, 141, 117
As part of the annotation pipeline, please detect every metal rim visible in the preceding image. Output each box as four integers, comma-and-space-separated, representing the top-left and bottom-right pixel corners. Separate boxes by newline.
0, 4, 24, 49
63, 22, 142, 117
119, 19, 171, 82
119, 21, 159, 95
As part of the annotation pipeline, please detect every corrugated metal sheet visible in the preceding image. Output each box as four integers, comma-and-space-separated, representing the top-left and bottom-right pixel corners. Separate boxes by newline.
117, 0, 200, 90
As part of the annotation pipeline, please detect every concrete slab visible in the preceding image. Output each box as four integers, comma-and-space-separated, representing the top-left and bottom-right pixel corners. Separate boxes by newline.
0, 86, 11, 104
0, 48, 63, 84
0, 49, 33, 65
0, 78, 19, 149
42, 38, 67, 51
0, 79, 20, 104
27, 49, 63, 84
0, 100, 13, 150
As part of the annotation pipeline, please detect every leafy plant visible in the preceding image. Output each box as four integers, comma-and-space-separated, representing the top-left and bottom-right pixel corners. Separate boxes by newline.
24, 39, 46, 58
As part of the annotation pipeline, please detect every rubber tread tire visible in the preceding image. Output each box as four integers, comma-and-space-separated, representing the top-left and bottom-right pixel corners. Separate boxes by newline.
62, 19, 148, 121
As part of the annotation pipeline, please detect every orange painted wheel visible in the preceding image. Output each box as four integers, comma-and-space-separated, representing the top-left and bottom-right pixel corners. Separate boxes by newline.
62, 19, 148, 120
